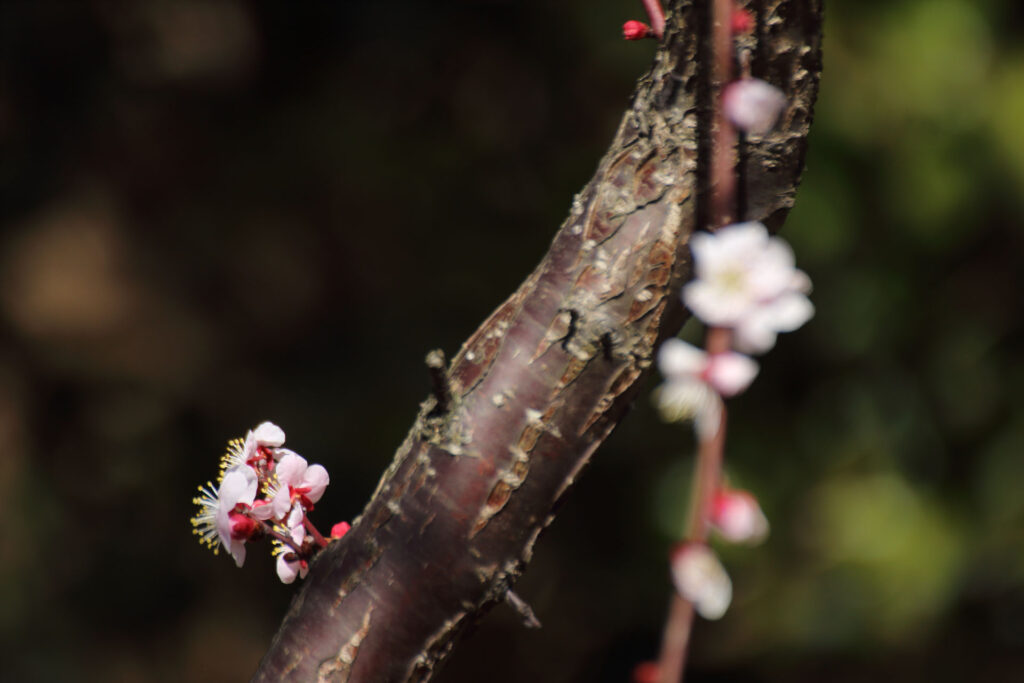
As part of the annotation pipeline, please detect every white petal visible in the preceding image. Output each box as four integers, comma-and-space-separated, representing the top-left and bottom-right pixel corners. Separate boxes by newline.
219, 466, 258, 508
733, 311, 780, 354
765, 292, 814, 332
670, 544, 733, 620
748, 238, 797, 298
693, 394, 724, 442
654, 379, 723, 440
706, 352, 759, 397
657, 339, 707, 379
276, 553, 299, 584
227, 538, 247, 568
682, 280, 752, 327
252, 422, 286, 447
790, 269, 813, 294
716, 222, 768, 250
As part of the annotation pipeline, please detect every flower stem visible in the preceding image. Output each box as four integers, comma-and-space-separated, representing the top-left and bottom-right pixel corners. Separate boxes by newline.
261, 523, 304, 554
641, 0, 666, 38
657, 0, 739, 675
304, 516, 329, 549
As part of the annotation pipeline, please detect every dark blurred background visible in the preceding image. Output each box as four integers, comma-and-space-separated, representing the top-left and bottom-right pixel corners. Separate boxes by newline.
2, 1, 1023, 681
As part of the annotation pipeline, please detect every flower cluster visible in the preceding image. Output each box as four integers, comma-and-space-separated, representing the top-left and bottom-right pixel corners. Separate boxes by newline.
657, 221, 812, 438
190, 422, 348, 583
656, 221, 811, 619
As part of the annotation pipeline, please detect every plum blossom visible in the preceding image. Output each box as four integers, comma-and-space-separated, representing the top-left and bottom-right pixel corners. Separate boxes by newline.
193, 421, 341, 582
271, 452, 330, 519
655, 338, 758, 439
219, 421, 288, 477
682, 222, 813, 353
711, 489, 769, 545
722, 78, 787, 134
191, 466, 274, 567
274, 506, 309, 584
670, 543, 733, 620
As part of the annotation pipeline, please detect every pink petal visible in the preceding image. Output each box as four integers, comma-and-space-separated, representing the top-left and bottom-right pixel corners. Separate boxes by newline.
723, 78, 787, 134
272, 488, 293, 519
706, 352, 758, 397
711, 490, 769, 544
301, 464, 330, 503
276, 452, 309, 487
276, 553, 300, 584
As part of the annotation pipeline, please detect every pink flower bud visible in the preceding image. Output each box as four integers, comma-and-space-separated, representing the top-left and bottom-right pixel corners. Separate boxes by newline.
670, 543, 732, 620
711, 489, 769, 544
622, 20, 652, 41
722, 78, 787, 134
331, 521, 352, 539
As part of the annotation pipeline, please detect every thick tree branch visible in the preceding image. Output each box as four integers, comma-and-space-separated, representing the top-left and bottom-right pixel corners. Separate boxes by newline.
253, 1, 821, 680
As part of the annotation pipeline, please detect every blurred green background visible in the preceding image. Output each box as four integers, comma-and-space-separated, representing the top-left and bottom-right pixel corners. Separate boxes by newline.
1, 1, 1022, 681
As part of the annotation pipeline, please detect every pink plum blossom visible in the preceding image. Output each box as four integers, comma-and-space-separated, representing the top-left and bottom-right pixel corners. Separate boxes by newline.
219, 421, 289, 475
275, 506, 309, 584
272, 452, 330, 519
213, 466, 265, 567
722, 78, 787, 134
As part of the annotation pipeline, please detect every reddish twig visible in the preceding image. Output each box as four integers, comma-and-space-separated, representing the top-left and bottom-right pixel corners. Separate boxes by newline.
656, 0, 740, 679
641, 0, 667, 38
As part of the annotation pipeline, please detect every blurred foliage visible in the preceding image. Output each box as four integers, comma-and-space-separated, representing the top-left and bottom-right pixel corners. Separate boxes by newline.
0, 1, 1022, 681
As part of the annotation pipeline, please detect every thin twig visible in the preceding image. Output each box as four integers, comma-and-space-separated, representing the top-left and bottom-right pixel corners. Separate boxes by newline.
641, 0, 667, 38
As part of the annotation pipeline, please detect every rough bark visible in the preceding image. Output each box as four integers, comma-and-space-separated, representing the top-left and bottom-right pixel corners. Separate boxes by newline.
253, 1, 822, 681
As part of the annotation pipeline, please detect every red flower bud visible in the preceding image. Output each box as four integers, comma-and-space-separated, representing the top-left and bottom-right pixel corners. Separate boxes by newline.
331, 521, 352, 539
632, 661, 660, 683
622, 20, 652, 41
731, 9, 754, 34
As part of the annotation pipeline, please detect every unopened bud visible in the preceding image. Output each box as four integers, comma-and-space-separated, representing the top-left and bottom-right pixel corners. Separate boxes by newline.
722, 78, 787, 134
731, 9, 754, 34
670, 543, 732, 620
711, 489, 769, 544
623, 20, 652, 41
331, 521, 352, 539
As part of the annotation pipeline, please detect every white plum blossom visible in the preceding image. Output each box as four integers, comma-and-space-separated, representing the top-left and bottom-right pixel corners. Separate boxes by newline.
670, 543, 733, 620
271, 451, 330, 519
711, 489, 769, 545
722, 78, 787, 134
655, 338, 758, 439
682, 222, 813, 353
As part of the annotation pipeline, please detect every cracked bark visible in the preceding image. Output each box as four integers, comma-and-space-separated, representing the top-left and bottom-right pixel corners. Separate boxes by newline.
252, 1, 822, 681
